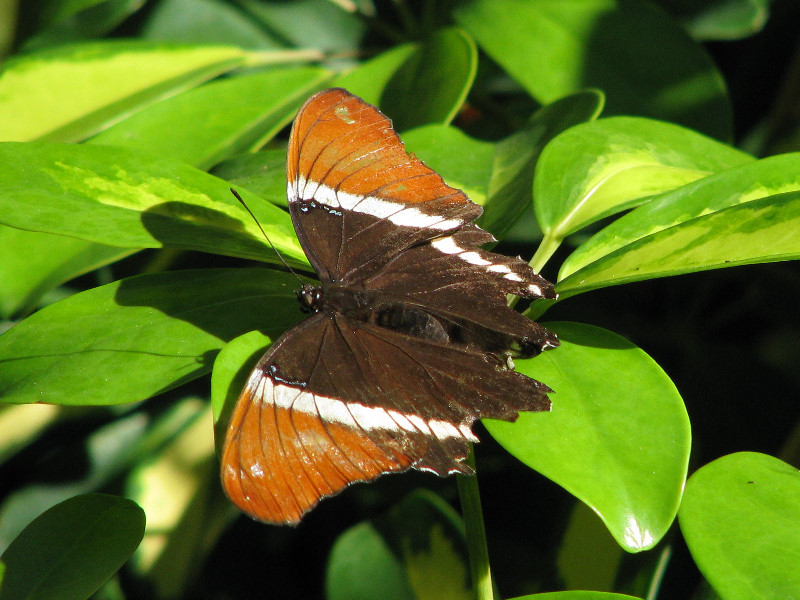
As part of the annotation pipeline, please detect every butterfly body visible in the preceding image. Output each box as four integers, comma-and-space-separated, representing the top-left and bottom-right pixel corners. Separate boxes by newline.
221, 88, 559, 525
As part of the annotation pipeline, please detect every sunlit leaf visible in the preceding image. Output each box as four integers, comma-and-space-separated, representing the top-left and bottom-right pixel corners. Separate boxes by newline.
534, 117, 752, 240
0, 41, 247, 142
557, 190, 800, 299
486, 322, 690, 552
0, 142, 304, 264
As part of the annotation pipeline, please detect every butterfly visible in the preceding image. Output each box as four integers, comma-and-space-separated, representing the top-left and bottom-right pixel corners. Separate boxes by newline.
220, 88, 558, 525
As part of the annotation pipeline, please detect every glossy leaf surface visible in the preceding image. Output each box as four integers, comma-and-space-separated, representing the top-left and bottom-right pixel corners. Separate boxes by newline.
0, 229, 130, 319
91, 67, 330, 168
336, 28, 476, 130
679, 452, 800, 600
559, 153, 800, 280
534, 117, 753, 240
485, 322, 690, 552
557, 190, 800, 299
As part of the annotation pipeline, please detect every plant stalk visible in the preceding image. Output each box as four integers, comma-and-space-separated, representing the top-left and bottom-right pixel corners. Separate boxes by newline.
457, 446, 495, 600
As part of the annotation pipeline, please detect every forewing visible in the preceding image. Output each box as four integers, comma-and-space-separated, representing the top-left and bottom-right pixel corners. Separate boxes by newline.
286, 88, 483, 282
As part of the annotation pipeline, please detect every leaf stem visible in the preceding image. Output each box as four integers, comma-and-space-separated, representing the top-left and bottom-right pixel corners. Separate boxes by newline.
509, 232, 562, 310
457, 446, 495, 600
529, 232, 562, 275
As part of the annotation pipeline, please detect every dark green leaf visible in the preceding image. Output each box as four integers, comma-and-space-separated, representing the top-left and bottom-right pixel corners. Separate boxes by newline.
336, 28, 476, 129
403, 125, 494, 206
455, 0, 733, 138
142, 0, 284, 48
209, 149, 288, 208
238, 0, 366, 52
679, 452, 800, 600
402, 90, 604, 241
21, 0, 144, 50
334, 43, 419, 106
0, 494, 144, 600
485, 322, 690, 552
326, 491, 469, 600
379, 28, 477, 130
0, 228, 131, 319
0, 269, 302, 406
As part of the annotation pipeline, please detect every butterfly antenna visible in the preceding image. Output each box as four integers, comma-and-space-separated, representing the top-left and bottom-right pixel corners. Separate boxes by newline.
230, 188, 305, 286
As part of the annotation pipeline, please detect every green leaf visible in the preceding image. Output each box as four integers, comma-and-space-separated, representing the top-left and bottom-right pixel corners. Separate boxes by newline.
678, 0, 769, 41
483, 90, 605, 238
512, 592, 642, 600
333, 43, 419, 107
237, 0, 366, 52
0, 494, 144, 600
142, 0, 285, 48
557, 190, 800, 299
0, 269, 302, 406
209, 149, 288, 208
455, 0, 733, 139
90, 67, 330, 169
379, 28, 477, 130
534, 117, 753, 240
679, 452, 800, 600
0, 142, 305, 265
485, 322, 690, 552
211, 329, 274, 451
335, 28, 476, 130
0, 68, 323, 316
326, 491, 469, 600
403, 90, 604, 240
559, 153, 800, 280
0, 40, 247, 142
21, 0, 143, 50
0, 228, 131, 319
403, 125, 494, 206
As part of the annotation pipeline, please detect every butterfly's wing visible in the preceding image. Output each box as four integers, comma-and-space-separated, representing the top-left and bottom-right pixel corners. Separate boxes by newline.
362, 226, 559, 358
285, 89, 556, 353
286, 88, 485, 284
220, 311, 551, 525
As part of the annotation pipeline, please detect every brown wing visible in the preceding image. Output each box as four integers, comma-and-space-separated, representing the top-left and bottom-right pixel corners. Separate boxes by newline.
285, 88, 484, 283
220, 312, 551, 525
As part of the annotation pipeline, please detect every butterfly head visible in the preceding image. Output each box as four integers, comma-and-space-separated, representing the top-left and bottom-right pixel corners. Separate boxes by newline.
296, 284, 323, 314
